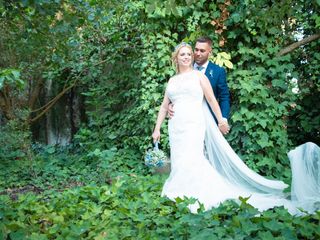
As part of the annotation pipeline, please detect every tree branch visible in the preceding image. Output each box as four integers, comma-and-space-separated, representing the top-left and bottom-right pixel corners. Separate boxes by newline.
29, 81, 76, 123
29, 58, 109, 123
278, 34, 320, 56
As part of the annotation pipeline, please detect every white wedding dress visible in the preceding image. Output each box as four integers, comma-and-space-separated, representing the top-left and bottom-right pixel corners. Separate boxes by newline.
162, 70, 320, 214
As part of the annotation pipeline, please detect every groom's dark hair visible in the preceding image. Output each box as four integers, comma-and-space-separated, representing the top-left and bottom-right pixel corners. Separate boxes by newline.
196, 36, 212, 47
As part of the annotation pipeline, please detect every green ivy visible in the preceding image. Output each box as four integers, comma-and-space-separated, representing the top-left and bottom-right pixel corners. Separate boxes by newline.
1, 173, 319, 239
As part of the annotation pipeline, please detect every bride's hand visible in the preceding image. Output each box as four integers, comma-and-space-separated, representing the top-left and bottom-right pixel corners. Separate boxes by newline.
152, 129, 160, 143
218, 122, 230, 135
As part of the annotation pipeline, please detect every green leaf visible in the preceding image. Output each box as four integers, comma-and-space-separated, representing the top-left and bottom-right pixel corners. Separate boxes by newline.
224, 60, 233, 69
256, 132, 273, 148
263, 219, 285, 232
231, 13, 241, 23
9, 229, 28, 240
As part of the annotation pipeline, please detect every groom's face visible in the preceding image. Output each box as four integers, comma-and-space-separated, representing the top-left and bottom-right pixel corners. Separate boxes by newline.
194, 42, 212, 66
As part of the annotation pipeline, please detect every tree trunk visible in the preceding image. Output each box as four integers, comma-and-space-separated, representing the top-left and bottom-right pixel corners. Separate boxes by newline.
69, 88, 76, 140
45, 78, 53, 144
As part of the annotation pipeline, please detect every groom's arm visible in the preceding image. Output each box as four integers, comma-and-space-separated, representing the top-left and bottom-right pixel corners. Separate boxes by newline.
217, 68, 230, 119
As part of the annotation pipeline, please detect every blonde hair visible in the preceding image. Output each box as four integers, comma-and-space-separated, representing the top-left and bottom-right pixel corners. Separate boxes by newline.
171, 42, 194, 73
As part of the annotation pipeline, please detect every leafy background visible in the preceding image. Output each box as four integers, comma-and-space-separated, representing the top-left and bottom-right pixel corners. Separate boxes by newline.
0, 0, 319, 239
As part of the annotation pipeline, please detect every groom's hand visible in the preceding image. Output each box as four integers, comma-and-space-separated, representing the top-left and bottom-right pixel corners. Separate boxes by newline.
218, 121, 230, 135
167, 103, 174, 118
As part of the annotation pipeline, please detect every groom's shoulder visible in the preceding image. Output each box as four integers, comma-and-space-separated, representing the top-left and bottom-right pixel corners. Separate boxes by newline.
208, 61, 226, 76
208, 61, 225, 71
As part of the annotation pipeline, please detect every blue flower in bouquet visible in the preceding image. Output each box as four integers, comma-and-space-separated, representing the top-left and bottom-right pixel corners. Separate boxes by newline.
145, 142, 169, 168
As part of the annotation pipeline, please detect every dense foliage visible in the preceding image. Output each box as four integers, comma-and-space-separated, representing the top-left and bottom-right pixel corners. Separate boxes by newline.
0, 0, 319, 176
1, 150, 319, 239
0, 0, 319, 239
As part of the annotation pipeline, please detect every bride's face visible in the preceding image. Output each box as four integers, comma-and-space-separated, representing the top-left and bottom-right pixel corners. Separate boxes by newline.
177, 46, 193, 68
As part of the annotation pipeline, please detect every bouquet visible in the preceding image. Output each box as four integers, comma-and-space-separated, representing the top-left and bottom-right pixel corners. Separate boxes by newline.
145, 141, 169, 168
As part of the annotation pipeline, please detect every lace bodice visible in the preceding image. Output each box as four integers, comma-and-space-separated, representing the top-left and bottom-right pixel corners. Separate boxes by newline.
167, 70, 203, 105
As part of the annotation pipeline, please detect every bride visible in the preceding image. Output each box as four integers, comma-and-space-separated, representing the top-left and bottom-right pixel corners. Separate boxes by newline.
152, 42, 319, 214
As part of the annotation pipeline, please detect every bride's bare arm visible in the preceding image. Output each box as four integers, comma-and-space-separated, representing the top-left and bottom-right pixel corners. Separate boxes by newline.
152, 91, 170, 142
199, 73, 229, 134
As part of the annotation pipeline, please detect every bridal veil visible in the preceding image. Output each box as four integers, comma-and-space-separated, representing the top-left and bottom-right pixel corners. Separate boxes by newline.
202, 101, 320, 214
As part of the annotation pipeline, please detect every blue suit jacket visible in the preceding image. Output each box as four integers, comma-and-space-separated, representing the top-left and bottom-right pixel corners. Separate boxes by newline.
204, 61, 230, 120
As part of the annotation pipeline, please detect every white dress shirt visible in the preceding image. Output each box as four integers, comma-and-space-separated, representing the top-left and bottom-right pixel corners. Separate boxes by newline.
194, 61, 209, 73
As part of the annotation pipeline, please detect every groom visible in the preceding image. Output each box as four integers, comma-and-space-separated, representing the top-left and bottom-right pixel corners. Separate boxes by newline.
169, 36, 231, 134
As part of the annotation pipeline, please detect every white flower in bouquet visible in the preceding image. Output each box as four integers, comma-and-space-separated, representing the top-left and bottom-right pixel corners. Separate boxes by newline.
145, 142, 169, 168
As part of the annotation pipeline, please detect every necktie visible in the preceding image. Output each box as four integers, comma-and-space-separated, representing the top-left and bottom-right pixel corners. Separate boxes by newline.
197, 66, 204, 71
